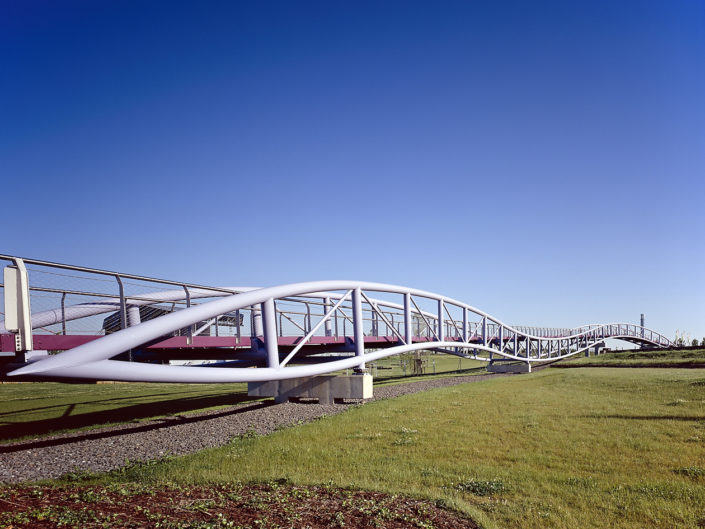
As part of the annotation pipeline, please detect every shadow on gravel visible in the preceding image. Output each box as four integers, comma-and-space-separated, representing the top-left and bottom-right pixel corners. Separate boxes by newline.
0, 393, 262, 446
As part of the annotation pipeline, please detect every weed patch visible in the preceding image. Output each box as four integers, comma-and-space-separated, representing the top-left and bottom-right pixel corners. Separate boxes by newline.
451, 478, 506, 496
674, 466, 705, 480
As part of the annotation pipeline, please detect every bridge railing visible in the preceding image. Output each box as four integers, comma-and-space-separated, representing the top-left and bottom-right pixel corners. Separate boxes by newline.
2, 255, 512, 349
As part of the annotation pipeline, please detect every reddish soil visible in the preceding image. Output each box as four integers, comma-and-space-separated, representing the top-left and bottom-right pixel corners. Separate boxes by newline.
0, 482, 479, 528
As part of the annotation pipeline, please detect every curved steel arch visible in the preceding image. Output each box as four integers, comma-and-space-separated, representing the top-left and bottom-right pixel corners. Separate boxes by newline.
8, 280, 673, 382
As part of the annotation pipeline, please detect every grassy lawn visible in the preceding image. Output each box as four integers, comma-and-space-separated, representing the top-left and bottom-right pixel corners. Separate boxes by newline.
368, 352, 487, 381
0, 382, 250, 442
96, 368, 705, 529
350, 351, 488, 385
557, 347, 705, 367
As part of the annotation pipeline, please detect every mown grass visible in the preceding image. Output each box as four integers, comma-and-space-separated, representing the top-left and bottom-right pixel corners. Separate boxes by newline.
558, 347, 705, 367
0, 382, 251, 442
96, 368, 705, 529
358, 352, 488, 386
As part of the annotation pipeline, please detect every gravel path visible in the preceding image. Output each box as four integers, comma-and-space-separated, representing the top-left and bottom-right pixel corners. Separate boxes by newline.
0, 374, 511, 483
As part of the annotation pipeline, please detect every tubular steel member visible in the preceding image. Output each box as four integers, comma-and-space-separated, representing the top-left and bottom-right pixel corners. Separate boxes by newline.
352, 287, 365, 372
4, 277, 674, 383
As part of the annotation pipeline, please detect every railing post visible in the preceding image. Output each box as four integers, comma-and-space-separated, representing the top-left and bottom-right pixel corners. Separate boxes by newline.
113, 275, 134, 360
182, 285, 192, 345
262, 298, 279, 368
4, 259, 34, 353
324, 297, 332, 337
352, 288, 365, 371
116, 275, 127, 330
61, 292, 67, 336
235, 309, 241, 344
334, 308, 339, 339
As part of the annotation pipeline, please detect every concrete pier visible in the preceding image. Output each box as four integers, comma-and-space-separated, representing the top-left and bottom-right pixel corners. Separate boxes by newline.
487, 362, 531, 373
248, 374, 373, 404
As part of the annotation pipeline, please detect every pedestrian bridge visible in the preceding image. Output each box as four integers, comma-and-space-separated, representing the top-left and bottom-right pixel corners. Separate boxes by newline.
1, 255, 673, 383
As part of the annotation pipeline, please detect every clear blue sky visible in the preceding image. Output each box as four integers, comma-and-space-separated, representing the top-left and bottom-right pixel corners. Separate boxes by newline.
2, 0, 703, 340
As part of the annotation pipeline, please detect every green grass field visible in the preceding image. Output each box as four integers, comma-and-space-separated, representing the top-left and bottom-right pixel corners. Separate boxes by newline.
3, 350, 705, 527
88, 368, 705, 529
348, 351, 488, 382
557, 347, 705, 367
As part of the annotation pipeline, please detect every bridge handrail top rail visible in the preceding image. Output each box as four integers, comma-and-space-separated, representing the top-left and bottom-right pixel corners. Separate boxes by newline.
0, 254, 245, 296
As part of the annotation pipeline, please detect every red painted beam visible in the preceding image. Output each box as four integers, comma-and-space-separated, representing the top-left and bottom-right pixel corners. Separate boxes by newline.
0, 333, 474, 353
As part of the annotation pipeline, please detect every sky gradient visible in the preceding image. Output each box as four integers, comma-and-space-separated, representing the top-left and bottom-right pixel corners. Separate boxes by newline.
2, 1, 704, 341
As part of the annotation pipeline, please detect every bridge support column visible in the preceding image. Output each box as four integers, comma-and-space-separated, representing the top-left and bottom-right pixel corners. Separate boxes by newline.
262, 298, 279, 368
352, 288, 366, 372
252, 306, 263, 337
404, 293, 412, 345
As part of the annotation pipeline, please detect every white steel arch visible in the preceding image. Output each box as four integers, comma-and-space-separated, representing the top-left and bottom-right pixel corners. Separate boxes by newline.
7, 280, 673, 383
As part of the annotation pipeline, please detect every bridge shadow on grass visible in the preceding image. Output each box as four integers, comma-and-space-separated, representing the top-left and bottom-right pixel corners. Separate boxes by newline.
0, 392, 261, 445
0, 398, 273, 454
582, 414, 704, 422
0, 389, 223, 419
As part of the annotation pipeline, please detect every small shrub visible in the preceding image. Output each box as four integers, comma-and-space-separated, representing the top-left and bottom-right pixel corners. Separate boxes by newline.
565, 476, 598, 489
666, 399, 688, 406
453, 478, 506, 496
674, 466, 705, 479
60, 467, 98, 482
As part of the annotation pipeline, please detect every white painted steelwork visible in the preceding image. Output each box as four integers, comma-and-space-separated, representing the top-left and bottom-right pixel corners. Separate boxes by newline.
4, 276, 673, 382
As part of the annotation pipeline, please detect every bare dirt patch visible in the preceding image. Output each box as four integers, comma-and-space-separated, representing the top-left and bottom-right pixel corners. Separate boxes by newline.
0, 482, 478, 528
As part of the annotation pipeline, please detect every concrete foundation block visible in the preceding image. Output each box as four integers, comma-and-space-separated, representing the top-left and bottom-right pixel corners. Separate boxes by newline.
248, 374, 373, 404
487, 362, 531, 373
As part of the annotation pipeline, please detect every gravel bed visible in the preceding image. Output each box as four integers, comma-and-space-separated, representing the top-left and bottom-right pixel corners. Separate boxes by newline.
0, 373, 513, 483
